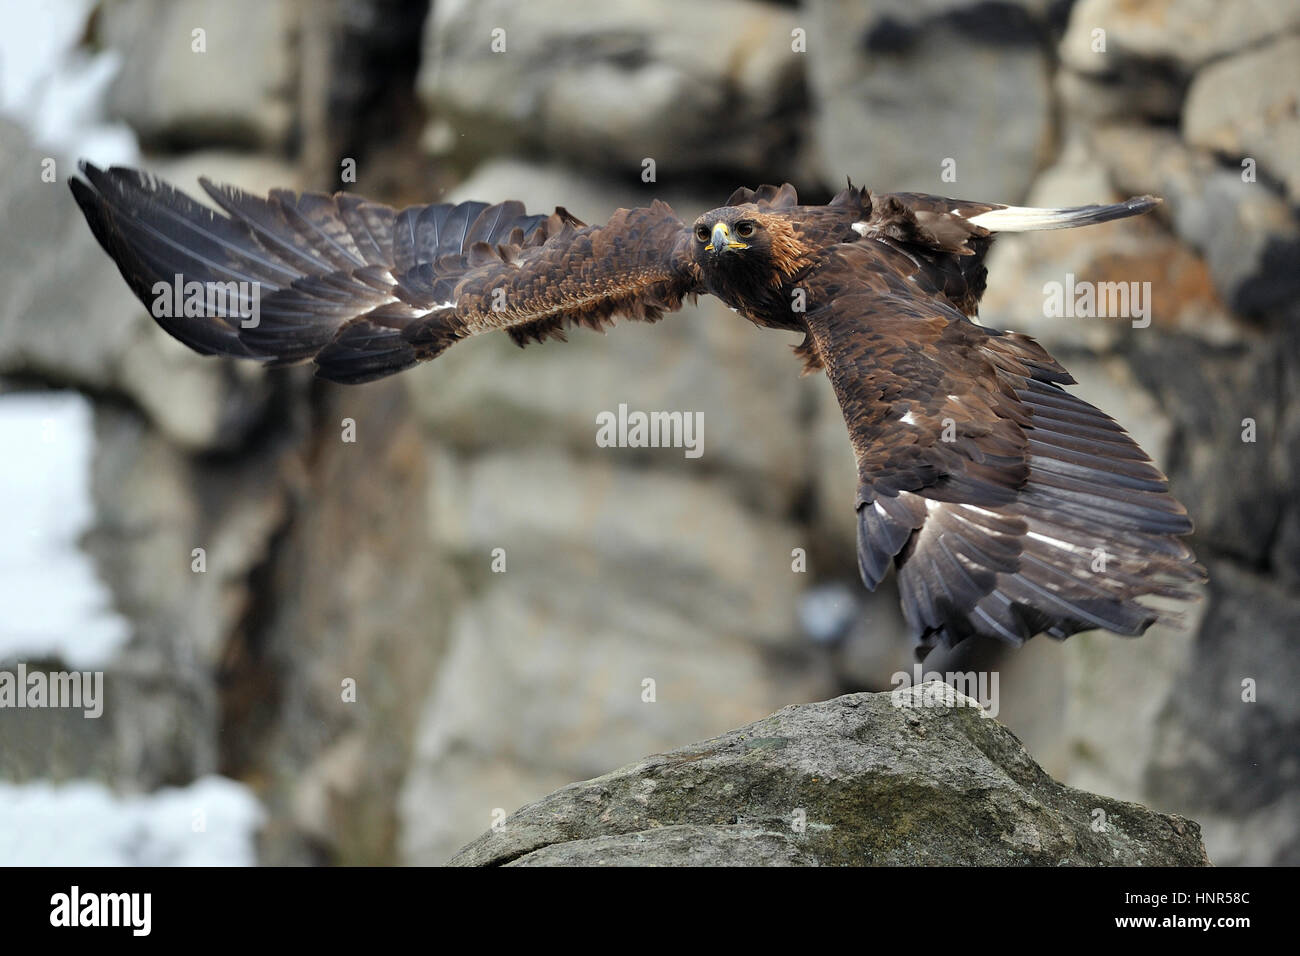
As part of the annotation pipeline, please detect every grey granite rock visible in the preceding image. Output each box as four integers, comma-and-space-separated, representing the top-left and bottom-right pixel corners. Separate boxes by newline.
1059, 0, 1300, 75
1183, 34, 1300, 204
418, 0, 807, 181
450, 684, 1210, 866
804, 0, 1052, 202
101, 0, 295, 150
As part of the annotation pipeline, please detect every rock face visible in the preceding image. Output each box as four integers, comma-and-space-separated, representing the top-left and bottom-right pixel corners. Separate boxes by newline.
451, 685, 1210, 866
102, 0, 295, 150
418, 0, 808, 180
1182, 34, 1300, 204
803, 0, 1053, 201
1059, 0, 1300, 75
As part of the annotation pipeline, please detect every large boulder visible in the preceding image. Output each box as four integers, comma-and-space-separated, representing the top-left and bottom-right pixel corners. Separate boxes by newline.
1055, 1, 1300, 126
100, 0, 295, 151
803, 0, 1052, 202
418, 0, 807, 181
450, 684, 1210, 866
1183, 34, 1300, 204
1059, 0, 1300, 75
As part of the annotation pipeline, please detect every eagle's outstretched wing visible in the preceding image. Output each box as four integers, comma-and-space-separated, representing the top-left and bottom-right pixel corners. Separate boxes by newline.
70, 163, 700, 384
804, 239, 1203, 654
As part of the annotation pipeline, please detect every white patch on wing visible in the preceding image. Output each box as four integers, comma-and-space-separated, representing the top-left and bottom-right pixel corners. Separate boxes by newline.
957, 503, 1002, 520
900, 410, 918, 425
1026, 530, 1085, 552
372, 296, 454, 319
850, 221, 869, 237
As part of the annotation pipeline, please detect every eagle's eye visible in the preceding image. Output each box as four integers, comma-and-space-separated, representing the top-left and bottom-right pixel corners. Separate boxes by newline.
735, 221, 756, 238
695, 225, 711, 243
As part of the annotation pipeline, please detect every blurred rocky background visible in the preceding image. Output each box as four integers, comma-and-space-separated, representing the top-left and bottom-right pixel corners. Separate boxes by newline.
0, 0, 1295, 865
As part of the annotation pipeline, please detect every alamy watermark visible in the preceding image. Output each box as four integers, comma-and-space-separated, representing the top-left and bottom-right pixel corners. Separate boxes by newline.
595, 403, 703, 459
50, 886, 150, 936
0, 664, 103, 718
1043, 273, 1151, 328
151, 274, 261, 328
890, 665, 1000, 719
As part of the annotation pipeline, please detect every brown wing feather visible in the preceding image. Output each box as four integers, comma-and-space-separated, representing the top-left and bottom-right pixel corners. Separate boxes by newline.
803, 243, 1203, 653
852, 193, 995, 316
805, 243, 1033, 507
70, 163, 700, 385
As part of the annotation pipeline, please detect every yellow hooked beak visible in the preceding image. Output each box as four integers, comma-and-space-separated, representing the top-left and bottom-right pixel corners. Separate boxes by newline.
708, 221, 748, 253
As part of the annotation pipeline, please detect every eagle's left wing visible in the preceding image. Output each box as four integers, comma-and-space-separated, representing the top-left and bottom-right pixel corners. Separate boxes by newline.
850, 191, 1162, 317
70, 162, 700, 384
804, 241, 1203, 653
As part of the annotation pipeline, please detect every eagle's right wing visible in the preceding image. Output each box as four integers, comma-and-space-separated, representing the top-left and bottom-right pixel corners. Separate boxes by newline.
802, 241, 1203, 653
70, 162, 700, 384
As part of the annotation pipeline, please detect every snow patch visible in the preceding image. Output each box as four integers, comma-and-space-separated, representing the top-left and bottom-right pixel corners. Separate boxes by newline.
0, 776, 264, 866
0, 392, 130, 668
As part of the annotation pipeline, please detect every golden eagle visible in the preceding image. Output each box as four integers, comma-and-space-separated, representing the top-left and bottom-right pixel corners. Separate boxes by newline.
70, 163, 1203, 655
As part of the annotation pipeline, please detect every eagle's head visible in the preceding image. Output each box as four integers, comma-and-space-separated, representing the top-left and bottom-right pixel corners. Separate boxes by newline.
690, 205, 814, 306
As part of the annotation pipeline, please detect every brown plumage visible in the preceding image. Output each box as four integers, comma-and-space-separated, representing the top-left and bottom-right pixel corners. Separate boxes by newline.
69, 162, 1202, 656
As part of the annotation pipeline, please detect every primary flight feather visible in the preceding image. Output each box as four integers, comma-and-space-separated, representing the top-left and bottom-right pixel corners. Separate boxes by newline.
70, 163, 1203, 657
